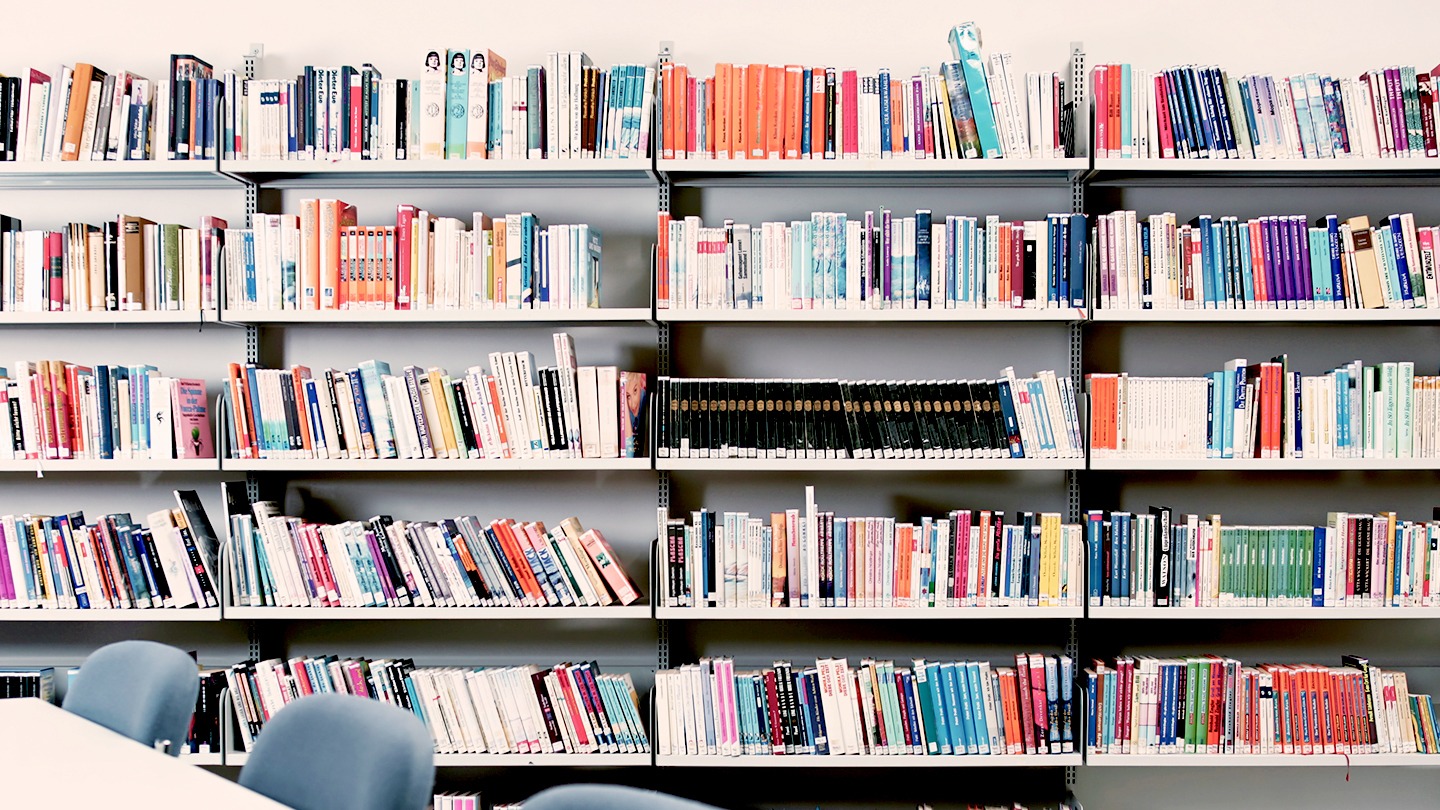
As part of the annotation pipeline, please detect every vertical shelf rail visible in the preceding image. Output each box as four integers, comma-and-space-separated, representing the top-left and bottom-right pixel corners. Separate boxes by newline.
242, 44, 264, 662
1065, 40, 1086, 795
655, 40, 674, 675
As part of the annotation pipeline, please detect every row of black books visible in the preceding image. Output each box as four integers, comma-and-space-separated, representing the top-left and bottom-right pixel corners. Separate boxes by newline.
0, 667, 54, 701
653, 371, 1082, 460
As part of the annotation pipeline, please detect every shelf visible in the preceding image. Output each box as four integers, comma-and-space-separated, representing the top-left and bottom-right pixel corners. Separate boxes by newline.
655, 606, 1082, 619
657, 457, 1082, 471
1089, 157, 1440, 186
1091, 308, 1440, 323
0, 159, 235, 189
0, 608, 222, 622
0, 310, 206, 326
222, 457, 652, 472
178, 752, 225, 766
655, 753, 1081, 767
219, 158, 655, 188
658, 308, 1085, 323
0, 458, 220, 473
1088, 457, 1440, 471
1085, 753, 1440, 767
434, 753, 651, 767
224, 606, 652, 620
657, 157, 1089, 186
221, 308, 654, 325
1089, 606, 1440, 620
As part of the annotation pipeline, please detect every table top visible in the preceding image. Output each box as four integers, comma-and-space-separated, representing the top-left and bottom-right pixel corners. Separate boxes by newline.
0, 698, 289, 810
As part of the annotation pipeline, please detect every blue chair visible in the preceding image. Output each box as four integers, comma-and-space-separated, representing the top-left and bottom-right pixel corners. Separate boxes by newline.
525, 785, 724, 810
239, 693, 434, 810
62, 640, 199, 756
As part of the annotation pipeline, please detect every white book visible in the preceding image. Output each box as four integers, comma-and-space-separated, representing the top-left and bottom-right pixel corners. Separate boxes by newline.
76, 79, 102, 162
419, 52, 446, 160
43, 66, 72, 161
595, 365, 619, 458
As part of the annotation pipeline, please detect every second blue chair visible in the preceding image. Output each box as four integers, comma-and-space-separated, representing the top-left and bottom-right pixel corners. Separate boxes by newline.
238, 692, 435, 810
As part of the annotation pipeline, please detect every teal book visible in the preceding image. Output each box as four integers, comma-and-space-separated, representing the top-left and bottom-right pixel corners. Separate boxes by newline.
799, 219, 814, 306
585, 225, 603, 308
520, 212, 537, 306
526, 66, 542, 158
1120, 64, 1133, 156
948, 23, 1003, 158
357, 360, 396, 459
445, 49, 469, 159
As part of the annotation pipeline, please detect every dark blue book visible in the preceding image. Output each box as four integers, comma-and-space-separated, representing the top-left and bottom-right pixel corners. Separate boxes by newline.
898, 670, 922, 755
1388, 215, 1416, 304
878, 69, 891, 156
995, 380, 1023, 458
1068, 214, 1087, 308
915, 209, 931, 306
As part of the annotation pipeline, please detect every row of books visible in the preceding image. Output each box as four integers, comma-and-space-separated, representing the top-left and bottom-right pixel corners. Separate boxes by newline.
0, 491, 219, 611
659, 24, 1071, 161
653, 372, 1083, 460
1087, 358, 1439, 460
433, 796, 482, 810
1, 361, 213, 461
237, 52, 652, 162
656, 211, 1087, 312
0, 215, 227, 313
1093, 63, 1440, 160
1086, 654, 1438, 756
222, 202, 601, 312
0, 56, 217, 162
0, 667, 54, 701
224, 485, 640, 609
656, 654, 1075, 757
221, 335, 648, 461
658, 488, 1083, 609
1094, 211, 1440, 311
1084, 509, 1440, 609
221, 657, 649, 756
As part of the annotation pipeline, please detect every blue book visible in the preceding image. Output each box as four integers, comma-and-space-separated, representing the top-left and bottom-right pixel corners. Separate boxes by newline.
1387, 215, 1416, 304
833, 213, 847, 303
346, 370, 377, 458
1238, 223, 1256, 305
1068, 214, 1087, 308
834, 519, 847, 606
520, 213, 536, 306
1120, 64, 1133, 155
1195, 66, 1222, 156
1312, 526, 1326, 607
899, 671, 923, 755
938, 662, 966, 754
242, 365, 266, 454
914, 210, 931, 306
94, 364, 113, 459
923, 662, 951, 754
1307, 228, 1329, 303
1118, 513, 1132, 602
1049, 216, 1063, 306
964, 661, 990, 753
1086, 513, 1103, 603
1321, 215, 1344, 305
1220, 365, 1236, 458
801, 69, 813, 157
1164, 71, 1192, 158
1238, 78, 1261, 153
877, 69, 891, 156
1181, 67, 1209, 155
1058, 656, 1074, 751
1085, 670, 1098, 751
995, 380, 1023, 458
1208, 68, 1238, 157
487, 80, 503, 154
356, 360, 396, 459
1045, 656, 1060, 750
948, 24, 1002, 158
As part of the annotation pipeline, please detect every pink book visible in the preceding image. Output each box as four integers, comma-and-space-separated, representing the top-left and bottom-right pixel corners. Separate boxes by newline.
1092, 66, 1109, 158
577, 528, 642, 606
618, 371, 647, 459
842, 70, 859, 157
171, 378, 213, 459
1154, 75, 1175, 158
554, 666, 593, 750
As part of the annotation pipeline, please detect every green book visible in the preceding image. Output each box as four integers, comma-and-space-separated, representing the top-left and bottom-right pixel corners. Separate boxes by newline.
912, 659, 941, 755
445, 49, 470, 159
160, 223, 181, 309
1184, 658, 1200, 752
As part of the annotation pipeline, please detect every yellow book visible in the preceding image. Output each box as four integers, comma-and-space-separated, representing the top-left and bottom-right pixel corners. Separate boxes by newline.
426, 368, 458, 459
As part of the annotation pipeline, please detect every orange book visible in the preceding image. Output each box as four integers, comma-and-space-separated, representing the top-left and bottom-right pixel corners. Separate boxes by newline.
491, 219, 506, 305
1001, 669, 1023, 753
290, 366, 314, 452
483, 374, 511, 458
661, 63, 675, 160
705, 77, 716, 157
997, 223, 1010, 308
889, 80, 904, 157
492, 518, 546, 605
745, 63, 765, 159
1108, 64, 1122, 157
764, 65, 783, 159
783, 65, 803, 159
732, 65, 748, 160
319, 199, 356, 310
810, 68, 826, 158
61, 64, 98, 161
715, 64, 731, 158
674, 65, 690, 159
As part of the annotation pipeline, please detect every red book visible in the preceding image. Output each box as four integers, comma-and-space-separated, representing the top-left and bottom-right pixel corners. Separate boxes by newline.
395, 205, 415, 310
491, 519, 545, 605
705, 77, 716, 157
687, 76, 698, 158
554, 665, 593, 750
763, 670, 784, 753
656, 211, 670, 307
1030, 655, 1051, 753
841, 69, 858, 158
1154, 74, 1175, 158
810, 68, 826, 158
660, 63, 675, 160
1014, 654, 1035, 753
674, 65, 689, 160
1092, 66, 1108, 158
348, 73, 363, 156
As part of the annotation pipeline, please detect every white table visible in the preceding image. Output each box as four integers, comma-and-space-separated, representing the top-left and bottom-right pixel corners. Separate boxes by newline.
0, 699, 290, 809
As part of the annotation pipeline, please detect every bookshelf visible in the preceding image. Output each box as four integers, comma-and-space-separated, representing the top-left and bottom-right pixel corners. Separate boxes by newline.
0, 310, 208, 326
218, 158, 656, 189
657, 308, 1086, 323
222, 606, 653, 620
220, 308, 655, 326
653, 753, 1085, 767
0, 459, 221, 473
1084, 754, 1440, 768
0, 608, 223, 622
0, 160, 236, 190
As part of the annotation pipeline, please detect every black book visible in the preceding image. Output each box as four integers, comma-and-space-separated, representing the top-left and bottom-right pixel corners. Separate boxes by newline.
1019, 512, 1035, 599
395, 79, 409, 160
359, 65, 375, 159
1101, 513, 1114, 601
297, 68, 311, 157
437, 519, 485, 601
670, 378, 687, 457
837, 382, 862, 458
654, 377, 670, 456
137, 527, 174, 603
985, 381, 1009, 455
546, 369, 569, 452
365, 515, 410, 603
92, 75, 114, 161
277, 372, 301, 452
101, 221, 118, 310
739, 384, 758, 458
964, 381, 992, 454
173, 489, 221, 606
0, 78, 12, 161
942, 381, 971, 456
1150, 505, 1172, 607
448, 379, 478, 456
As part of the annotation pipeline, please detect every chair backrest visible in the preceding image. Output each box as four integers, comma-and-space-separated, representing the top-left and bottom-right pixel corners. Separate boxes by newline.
238, 693, 435, 810
62, 640, 199, 756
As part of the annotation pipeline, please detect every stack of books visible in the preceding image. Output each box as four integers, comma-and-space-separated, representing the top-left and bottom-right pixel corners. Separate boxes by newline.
0, 491, 220, 611
1093, 211, 1439, 311
1086, 654, 1440, 756
656, 210, 1087, 311
224, 484, 641, 609
1092, 63, 1440, 160
1, 214, 227, 313
656, 654, 1075, 757
660, 486, 1082, 609
659, 23, 1072, 161
1085, 508, 1440, 609
221, 334, 648, 461
0, 55, 219, 163
220, 657, 649, 756
0, 668, 54, 701
232, 50, 653, 161
1087, 357, 1438, 461
1, 361, 213, 462
654, 370, 1082, 460
222, 202, 601, 312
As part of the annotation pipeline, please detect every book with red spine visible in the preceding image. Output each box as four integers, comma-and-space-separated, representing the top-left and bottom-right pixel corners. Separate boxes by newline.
842, 69, 859, 158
